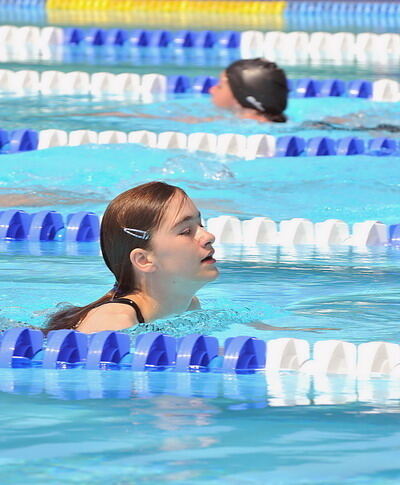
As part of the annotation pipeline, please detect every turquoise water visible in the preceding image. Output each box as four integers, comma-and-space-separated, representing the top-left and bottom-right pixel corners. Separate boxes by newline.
1, 93, 400, 135
1, 143, 400, 223
2, 371, 400, 484
2, 244, 400, 346
2, 22, 400, 484
1, 369, 400, 484
1, 138, 400, 485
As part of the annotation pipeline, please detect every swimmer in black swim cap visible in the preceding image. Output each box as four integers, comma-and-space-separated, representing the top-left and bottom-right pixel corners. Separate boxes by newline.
69, 58, 288, 124
209, 58, 289, 123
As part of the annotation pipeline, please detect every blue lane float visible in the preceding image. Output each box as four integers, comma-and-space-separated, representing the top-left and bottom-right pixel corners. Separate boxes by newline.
167, 74, 192, 94
336, 137, 365, 156
0, 3, 46, 25
0, 329, 267, 374
0, 209, 99, 242
0, 328, 43, 368
3, 128, 399, 158
286, 1, 400, 14
2, 329, 400, 383
86, 331, 131, 370
132, 332, 177, 371
288, 7, 400, 35
292, 78, 319, 98
1, 209, 400, 248
275, 136, 399, 157
0, 69, 387, 100
0, 0, 46, 5
83, 27, 108, 46
305, 136, 337, 156
7, 25, 399, 53
318, 79, 346, 97
28, 210, 64, 241
191, 75, 218, 94
176, 334, 218, 372
368, 137, 398, 156
223, 336, 266, 372
347, 80, 373, 99
0, 210, 31, 240
275, 136, 306, 157
389, 224, 400, 245
289, 79, 372, 99
63, 27, 85, 45
65, 212, 100, 243
43, 329, 88, 369
167, 74, 217, 94
61, 28, 240, 50
0, 129, 38, 154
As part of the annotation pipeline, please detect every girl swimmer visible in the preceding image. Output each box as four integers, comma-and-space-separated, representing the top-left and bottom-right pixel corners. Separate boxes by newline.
43, 181, 338, 335
44, 181, 218, 334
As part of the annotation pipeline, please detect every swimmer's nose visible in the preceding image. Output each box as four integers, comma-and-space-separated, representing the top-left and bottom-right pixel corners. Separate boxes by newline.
200, 227, 215, 246
209, 84, 217, 95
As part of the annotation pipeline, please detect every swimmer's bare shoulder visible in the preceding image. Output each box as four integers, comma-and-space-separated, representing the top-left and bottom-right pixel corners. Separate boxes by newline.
77, 297, 199, 333
77, 303, 138, 334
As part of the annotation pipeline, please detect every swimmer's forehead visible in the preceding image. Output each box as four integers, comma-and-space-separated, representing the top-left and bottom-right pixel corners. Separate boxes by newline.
220, 71, 229, 82
160, 193, 201, 231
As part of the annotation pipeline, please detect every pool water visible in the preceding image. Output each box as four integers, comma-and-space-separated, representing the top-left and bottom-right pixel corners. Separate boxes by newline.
1, 143, 400, 222
2, 243, 400, 344
1, 138, 399, 481
2, 19, 400, 485
1, 94, 400, 136
1, 369, 400, 484
3, 46, 400, 81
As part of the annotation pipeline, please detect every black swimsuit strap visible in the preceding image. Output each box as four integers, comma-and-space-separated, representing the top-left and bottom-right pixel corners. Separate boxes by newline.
94, 297, 145, 324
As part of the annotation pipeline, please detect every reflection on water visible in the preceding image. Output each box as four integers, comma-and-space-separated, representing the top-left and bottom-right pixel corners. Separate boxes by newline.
289, 293, 400, 321
2, 50, 400, 78
1, 368, 400, 408
0, 187, 107, 207
0, 371, 400, 482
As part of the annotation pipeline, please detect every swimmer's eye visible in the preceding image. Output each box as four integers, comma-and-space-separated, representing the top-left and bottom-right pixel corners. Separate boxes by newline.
179, 222, 203, 236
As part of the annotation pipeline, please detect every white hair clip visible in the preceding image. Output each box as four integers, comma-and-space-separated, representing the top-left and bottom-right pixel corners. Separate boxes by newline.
245, 95, 265, 112
123, 227, 150, 240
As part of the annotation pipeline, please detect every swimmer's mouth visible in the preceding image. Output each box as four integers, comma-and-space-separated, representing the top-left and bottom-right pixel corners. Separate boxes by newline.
201, 251, 216, 264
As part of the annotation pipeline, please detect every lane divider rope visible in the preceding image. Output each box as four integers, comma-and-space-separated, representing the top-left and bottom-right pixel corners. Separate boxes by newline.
1, 209, 399, 247
2, 25, 400, 67
1, 328, 400, 381
0, 68, 398, 101
0, 128, 399, 158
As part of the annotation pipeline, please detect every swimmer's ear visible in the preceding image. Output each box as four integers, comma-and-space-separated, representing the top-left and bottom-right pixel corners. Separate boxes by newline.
129, 248, 157, 273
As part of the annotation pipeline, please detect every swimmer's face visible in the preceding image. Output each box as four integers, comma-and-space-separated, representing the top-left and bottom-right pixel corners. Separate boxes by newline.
209, 72, 239, 110
148, 193, 219, 287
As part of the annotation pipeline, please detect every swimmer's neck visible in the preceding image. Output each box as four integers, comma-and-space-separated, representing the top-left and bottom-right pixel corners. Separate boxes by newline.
125, 277, 201, 322
235, 107, 270, 123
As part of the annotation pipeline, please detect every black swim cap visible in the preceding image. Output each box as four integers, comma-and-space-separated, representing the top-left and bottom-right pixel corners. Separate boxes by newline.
225, 58, 288, 117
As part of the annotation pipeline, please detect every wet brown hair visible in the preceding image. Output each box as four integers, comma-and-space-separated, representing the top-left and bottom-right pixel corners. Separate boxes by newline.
44, 181, 188, 333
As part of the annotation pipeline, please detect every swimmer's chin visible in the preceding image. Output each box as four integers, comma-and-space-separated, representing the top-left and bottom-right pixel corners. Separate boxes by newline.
199, 265, 219, 283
